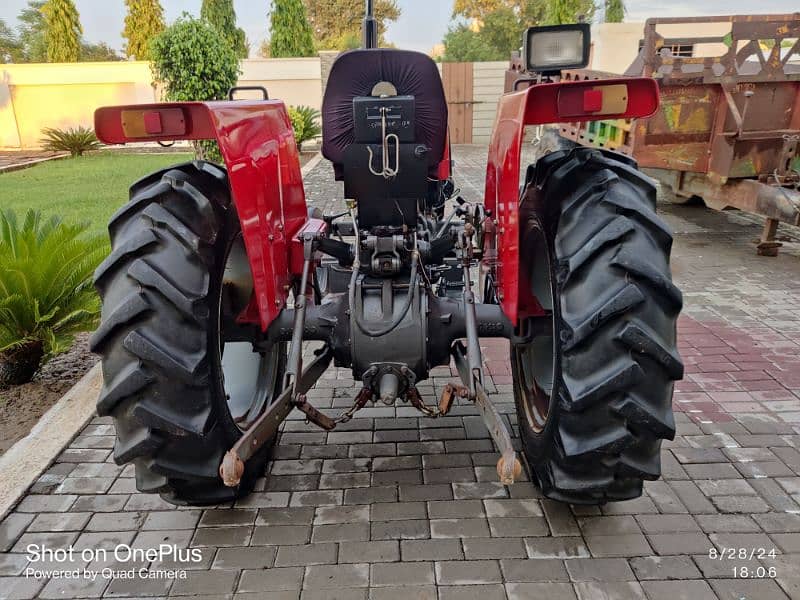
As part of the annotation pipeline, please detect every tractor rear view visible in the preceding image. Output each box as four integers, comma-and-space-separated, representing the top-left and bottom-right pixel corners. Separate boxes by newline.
92, 8, 682, 507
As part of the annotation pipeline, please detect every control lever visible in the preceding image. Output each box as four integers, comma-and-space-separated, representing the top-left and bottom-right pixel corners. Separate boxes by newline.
367, 107, 400, 179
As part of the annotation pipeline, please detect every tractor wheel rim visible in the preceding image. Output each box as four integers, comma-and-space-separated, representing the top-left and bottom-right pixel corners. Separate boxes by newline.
517, 220, 556, 434
218, 234, 281, 432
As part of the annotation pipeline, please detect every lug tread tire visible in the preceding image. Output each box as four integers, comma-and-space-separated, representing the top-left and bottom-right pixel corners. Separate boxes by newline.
92, 161, 274, 505
514, 148, 683, 504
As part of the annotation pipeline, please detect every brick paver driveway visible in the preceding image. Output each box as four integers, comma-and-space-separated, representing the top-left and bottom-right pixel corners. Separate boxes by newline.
2, 145, 800, 599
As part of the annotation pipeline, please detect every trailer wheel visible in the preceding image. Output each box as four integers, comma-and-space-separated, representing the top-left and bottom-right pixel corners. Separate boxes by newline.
91, 161, 285, 505
511, 148, 683, 504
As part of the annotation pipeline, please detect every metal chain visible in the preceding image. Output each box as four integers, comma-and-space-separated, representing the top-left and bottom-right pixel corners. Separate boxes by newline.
334, 388, 373, 424
407, 387, 441, 417
407, 384, 466, 418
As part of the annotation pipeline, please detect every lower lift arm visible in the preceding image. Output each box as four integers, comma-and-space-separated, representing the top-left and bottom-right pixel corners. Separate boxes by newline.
451, 225, 522, 485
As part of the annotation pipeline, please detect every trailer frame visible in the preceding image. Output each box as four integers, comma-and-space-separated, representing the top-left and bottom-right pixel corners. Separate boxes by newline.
510, 14, 800, 255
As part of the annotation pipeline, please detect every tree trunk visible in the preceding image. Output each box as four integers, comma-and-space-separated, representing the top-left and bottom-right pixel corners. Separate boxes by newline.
0, 341, 45, 386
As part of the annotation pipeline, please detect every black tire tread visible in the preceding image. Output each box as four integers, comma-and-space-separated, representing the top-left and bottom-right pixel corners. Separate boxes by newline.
514, 147, 683, 504
93, 161, 273, 505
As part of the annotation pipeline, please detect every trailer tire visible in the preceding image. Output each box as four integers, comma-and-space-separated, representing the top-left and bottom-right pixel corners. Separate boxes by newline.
91, 161, 285, 505
511, 148, 683, 504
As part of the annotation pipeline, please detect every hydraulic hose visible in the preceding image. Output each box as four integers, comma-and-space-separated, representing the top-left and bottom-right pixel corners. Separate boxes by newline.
350, 250, 420, 338
348, 208, 420, 338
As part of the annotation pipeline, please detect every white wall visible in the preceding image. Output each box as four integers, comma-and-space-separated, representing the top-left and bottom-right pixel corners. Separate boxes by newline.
472, 61, 508, 144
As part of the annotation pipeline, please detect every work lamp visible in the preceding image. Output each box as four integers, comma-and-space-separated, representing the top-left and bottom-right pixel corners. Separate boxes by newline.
524, 24, 591, 73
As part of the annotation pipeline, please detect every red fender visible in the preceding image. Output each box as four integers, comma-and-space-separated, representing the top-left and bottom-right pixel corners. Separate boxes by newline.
484, 78, 659, 326
95, 101, 308, 331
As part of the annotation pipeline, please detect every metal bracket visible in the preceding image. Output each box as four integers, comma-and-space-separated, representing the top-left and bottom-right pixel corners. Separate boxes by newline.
284, 236, 319, 392
222, 234, 324, 488
295, 395, 337, 430
475, 382, 523, 485
451, 344, 523, 485
439, 383, 467, 415
450, 230, 523, 485
220, 385, 295, 487
220, 357, 372, 488
296, 346, 334, 396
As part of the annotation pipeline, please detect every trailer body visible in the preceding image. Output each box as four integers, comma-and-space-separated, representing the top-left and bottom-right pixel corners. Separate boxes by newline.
508, 14, 800, 254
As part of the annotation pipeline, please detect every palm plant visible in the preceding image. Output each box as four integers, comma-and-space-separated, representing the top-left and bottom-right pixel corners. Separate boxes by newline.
0, 210, 106, 385
288, 105, 322, 146
40, 126, 102, 157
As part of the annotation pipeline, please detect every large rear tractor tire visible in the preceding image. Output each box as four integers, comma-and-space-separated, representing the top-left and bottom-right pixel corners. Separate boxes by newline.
91, 161, 285, 505
511, 148, 683, 504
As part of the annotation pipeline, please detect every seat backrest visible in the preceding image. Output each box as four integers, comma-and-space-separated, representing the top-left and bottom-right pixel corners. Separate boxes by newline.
321, 49, 448, 173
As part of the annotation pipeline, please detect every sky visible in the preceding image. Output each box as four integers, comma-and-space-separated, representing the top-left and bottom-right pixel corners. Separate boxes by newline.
0, 0, 798, 55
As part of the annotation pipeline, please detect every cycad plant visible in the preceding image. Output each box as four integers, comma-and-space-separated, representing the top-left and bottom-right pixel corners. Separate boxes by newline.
40, 126, 102, 157
288, 105, 322, 146
0, 210, 106, 385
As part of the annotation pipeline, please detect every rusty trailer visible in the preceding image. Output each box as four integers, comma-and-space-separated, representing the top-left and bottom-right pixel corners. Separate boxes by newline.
520, 14, 800, 255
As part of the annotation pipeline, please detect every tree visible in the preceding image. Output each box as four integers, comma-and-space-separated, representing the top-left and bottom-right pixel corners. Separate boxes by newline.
454, 0, 522, 20
201, 0, 248, 59
150, 15, 239, 102
6, 1, 118, 63
605, 0, 624, 23
442, 25, 503, 62
521, 1, 547, 26
270, 0, 315, 58
150, 15, 239, 160
80, 41, 121, 61
453, 0, 545, 23
0, 19, 22, 62
543, 0, 596, 25
444, 1, 545, 62
17, 1, 47, 62
480, 7, 526, 58
42, 0, 82, 62
122, 0, 165, 60
303, 0, 400, 50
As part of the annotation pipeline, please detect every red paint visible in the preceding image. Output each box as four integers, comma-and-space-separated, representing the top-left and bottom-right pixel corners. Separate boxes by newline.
142, 111, 163, 134
96, 104, 211, 142
438, 132, 452, 180
582, 89, 604, 113
485, 78, 660, 325
95, 100, 308, 331
289, 218, 328, 276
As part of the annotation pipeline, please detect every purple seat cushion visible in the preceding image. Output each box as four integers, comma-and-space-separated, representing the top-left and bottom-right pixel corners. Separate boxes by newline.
321, 49, 448, 170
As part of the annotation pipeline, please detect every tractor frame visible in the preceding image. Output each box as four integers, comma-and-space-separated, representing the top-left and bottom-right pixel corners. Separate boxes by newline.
92, 12, 680, 505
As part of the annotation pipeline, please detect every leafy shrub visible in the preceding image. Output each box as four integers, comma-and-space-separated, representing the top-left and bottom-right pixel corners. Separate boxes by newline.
288, 105, 322, 146
40, 126, 102, 157
149, 14, 240, 163
149, 14, 239, 102
0, 211, 106, 385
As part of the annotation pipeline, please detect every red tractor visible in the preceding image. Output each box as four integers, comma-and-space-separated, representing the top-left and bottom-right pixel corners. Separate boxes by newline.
92, 9, 682, 506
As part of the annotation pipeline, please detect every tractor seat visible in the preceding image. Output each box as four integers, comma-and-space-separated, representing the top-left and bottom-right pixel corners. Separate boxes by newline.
321, 48, 448, 179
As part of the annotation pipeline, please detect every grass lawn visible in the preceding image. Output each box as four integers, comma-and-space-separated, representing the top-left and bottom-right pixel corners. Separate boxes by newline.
0, 151, 193, 239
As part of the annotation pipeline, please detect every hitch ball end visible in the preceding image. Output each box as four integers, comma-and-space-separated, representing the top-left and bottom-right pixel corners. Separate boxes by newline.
497, 450, 523, 485
220, 450, 245, 487
379, 373, 400, 406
